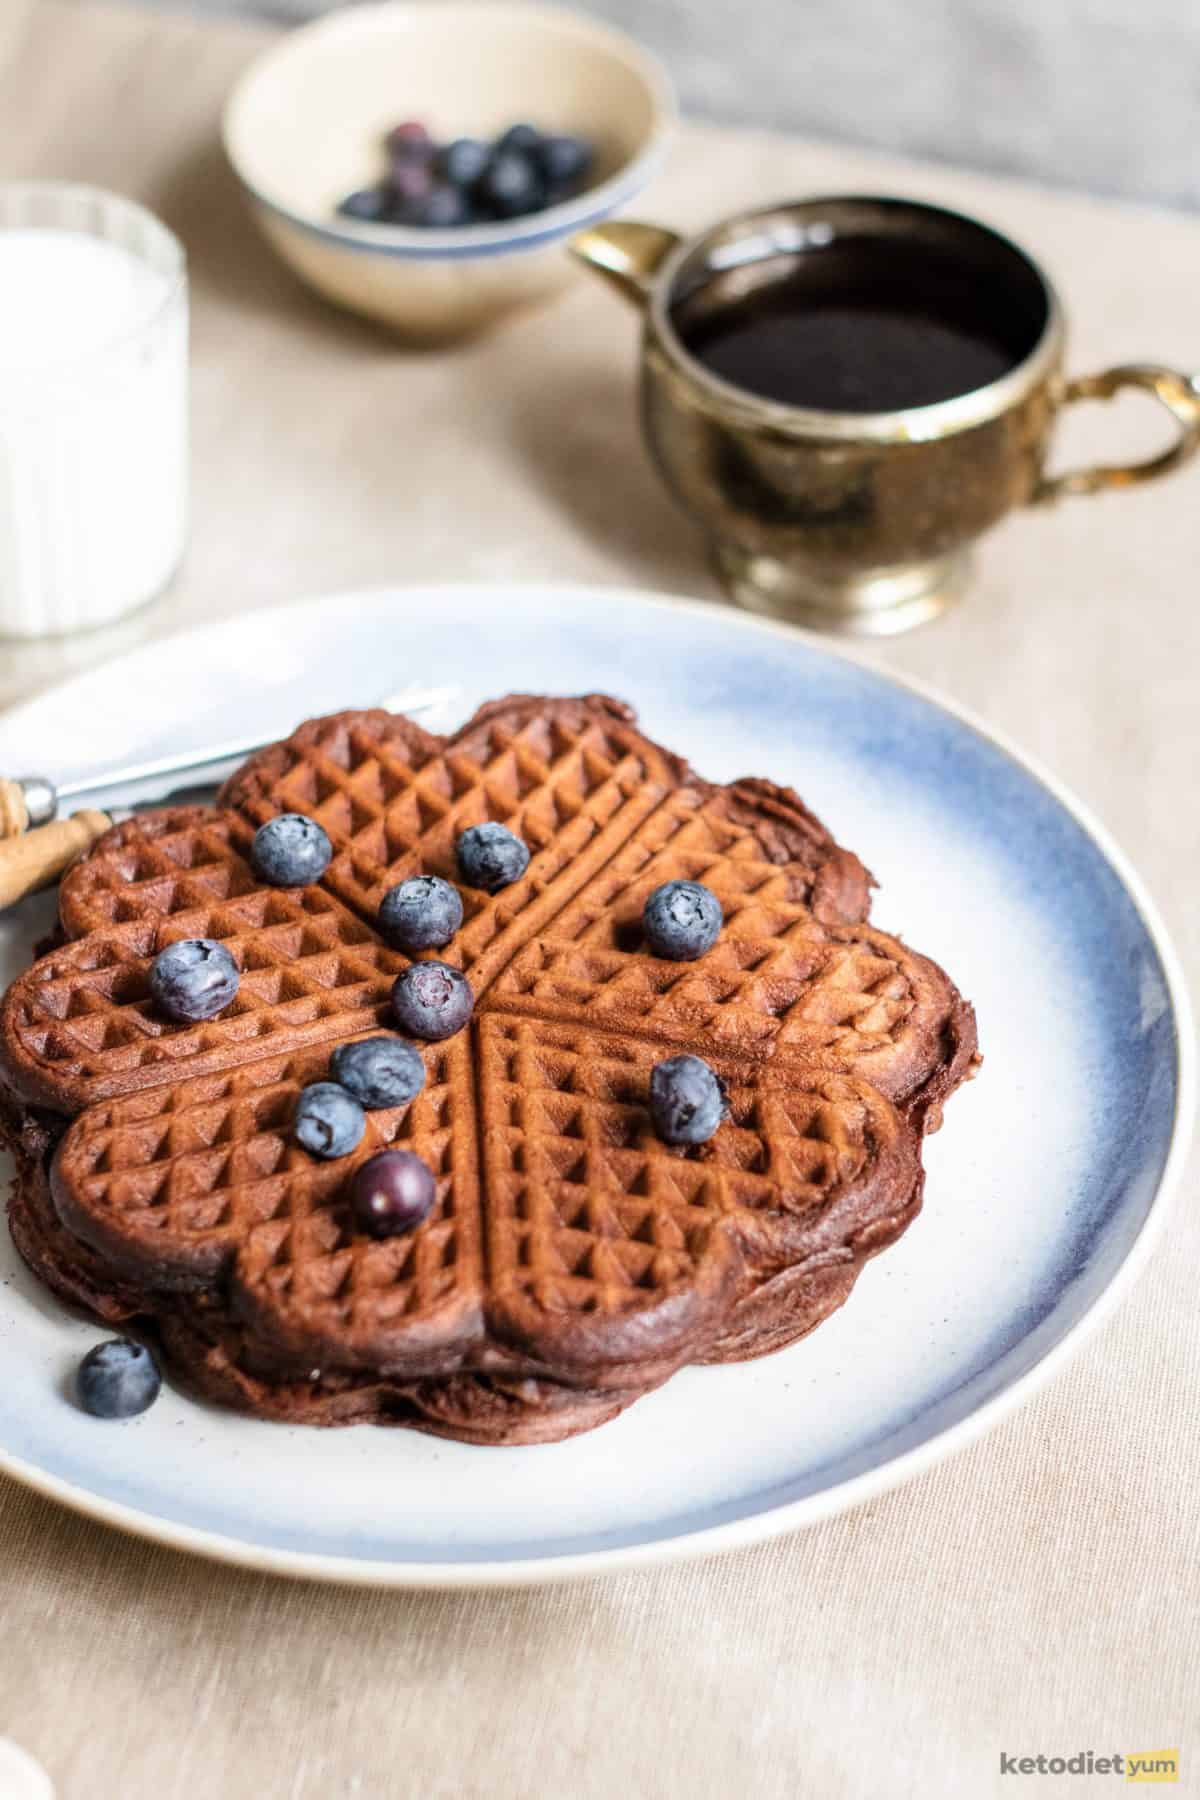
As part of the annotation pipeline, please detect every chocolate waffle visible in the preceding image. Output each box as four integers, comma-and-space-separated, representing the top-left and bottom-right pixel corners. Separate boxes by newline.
1, 695, 977, 1444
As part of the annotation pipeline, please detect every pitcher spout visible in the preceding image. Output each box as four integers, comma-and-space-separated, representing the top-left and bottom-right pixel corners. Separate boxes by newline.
569, 221, 682, 310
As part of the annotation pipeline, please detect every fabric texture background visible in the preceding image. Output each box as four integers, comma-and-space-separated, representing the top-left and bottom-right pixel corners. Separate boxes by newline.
0, 6, 1196, 1796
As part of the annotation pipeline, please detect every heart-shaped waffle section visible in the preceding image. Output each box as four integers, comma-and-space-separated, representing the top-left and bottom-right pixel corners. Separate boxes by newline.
2, 695, 976, 1433
50, 1019, 919, 1389
1, 810, 409, 1111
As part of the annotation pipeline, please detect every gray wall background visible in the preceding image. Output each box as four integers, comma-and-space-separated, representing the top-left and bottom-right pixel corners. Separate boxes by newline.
140, 0, 1200, 209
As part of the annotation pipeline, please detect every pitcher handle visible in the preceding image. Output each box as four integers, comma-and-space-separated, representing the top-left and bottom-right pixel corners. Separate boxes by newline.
1034, 363, 1200, 503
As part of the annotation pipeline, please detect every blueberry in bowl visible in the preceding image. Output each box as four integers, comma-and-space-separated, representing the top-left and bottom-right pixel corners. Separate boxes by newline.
222, 3, 675, 339
337, 119, 602, 231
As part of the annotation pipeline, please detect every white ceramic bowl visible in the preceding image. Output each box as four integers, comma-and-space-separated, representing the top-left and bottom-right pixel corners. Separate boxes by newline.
222, 1, 675, 340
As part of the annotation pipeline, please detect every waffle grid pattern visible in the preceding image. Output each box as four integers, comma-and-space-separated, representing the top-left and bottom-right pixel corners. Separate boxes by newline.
58, 1035, 482, 1363
492, 789, 920, 1071
58, 810, 261, 936
6, 869, 406, 1101
477, 1016, 882, 1334
3, 699, 969, 1405
220, 706, 675, 986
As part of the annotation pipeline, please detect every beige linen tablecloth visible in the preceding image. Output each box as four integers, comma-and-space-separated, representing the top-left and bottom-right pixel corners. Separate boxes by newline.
1, 5, 1197, 1796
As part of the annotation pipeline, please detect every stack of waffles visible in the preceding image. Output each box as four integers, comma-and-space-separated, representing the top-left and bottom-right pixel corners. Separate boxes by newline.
0, 695, 977, 1444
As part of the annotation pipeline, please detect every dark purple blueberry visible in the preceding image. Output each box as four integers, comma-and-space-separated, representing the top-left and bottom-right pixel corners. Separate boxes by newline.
386, 158, 435, 222
495, 123, 543, 157
337, 185, 391, 223
437, 136, 491, 189
390, 961, 474, 1041
649, 1055, 728, 1147
456, 822, 530, 893
537, 134, 593, 193
250, 813, 332, 887
330, 1037, 426, 1110
379, 875, 463, 951
294, 1082, 365, 1159
77, 1338, 161, 1419
385, 120, 434, 162
352, 1149, 436, 1238
148, 937, 239, 1023
389, 159, 434, 200
642, 880, 723, 961
476, 150, 545, 219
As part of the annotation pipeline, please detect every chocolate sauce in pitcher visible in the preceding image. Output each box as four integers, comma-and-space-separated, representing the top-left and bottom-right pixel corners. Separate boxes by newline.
676, 234, 1040, 413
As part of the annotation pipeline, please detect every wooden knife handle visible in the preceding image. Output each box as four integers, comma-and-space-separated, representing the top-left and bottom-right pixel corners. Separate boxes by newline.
0, 778, 30, 839
0, 811, 112, 910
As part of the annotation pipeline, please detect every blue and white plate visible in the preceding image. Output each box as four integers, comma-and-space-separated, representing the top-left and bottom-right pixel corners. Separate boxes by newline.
0, 586, 1191, 1587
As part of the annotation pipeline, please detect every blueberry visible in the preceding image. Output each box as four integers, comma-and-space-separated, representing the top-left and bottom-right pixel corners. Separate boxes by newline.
384, 162, 436, 224
76, 1338, 161, 1418
379, 875, 463, 950
385, 120, 434, 162
476, 150, 545, 219
148, 938, 239, 1022
388, 158, 434, 205
337, 186, 390, 223
417, 182, 473, 228
642, 880, 723, 961
437, 137, 491, 188
538, 134, 593, 193
352, 1149, 436, 1238
330, 1037, 426, 1110
496, 123, 543, 157
649, 1055, 728, 1147
391, 961, 474, 1040
294, 1082, 365, 1159
456, 822, 530, 892
250, 813, 332, 887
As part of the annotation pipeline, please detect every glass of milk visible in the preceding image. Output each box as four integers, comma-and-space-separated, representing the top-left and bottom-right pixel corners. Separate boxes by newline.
0, 183, 188, 639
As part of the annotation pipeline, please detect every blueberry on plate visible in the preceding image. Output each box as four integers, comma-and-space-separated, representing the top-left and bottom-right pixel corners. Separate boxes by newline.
331, 1037, 426, 1110
148, 937, 239, 1023
294, 1082, 366, 1159
538, 134, 593, 192
642, 880, 723, 961
495, 122, 543, 157
337, 186, 390, 223
391, 961, 474, 1041
250, 813, 333, 887
352, 1149, 436, 1238
456, 821, 530, 892
437, 136, 491, 188
379, 874, 464, 951
476, 150, 545, 219
77, 1338, 161, 1419
649, 1055, 728, 1147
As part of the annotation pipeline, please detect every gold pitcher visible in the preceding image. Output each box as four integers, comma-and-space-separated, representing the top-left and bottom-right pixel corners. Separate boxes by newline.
572, 198, 1200, 635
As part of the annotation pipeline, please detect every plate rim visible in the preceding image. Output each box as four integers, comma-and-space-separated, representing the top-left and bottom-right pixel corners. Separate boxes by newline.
0, 581, 1193, 1588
